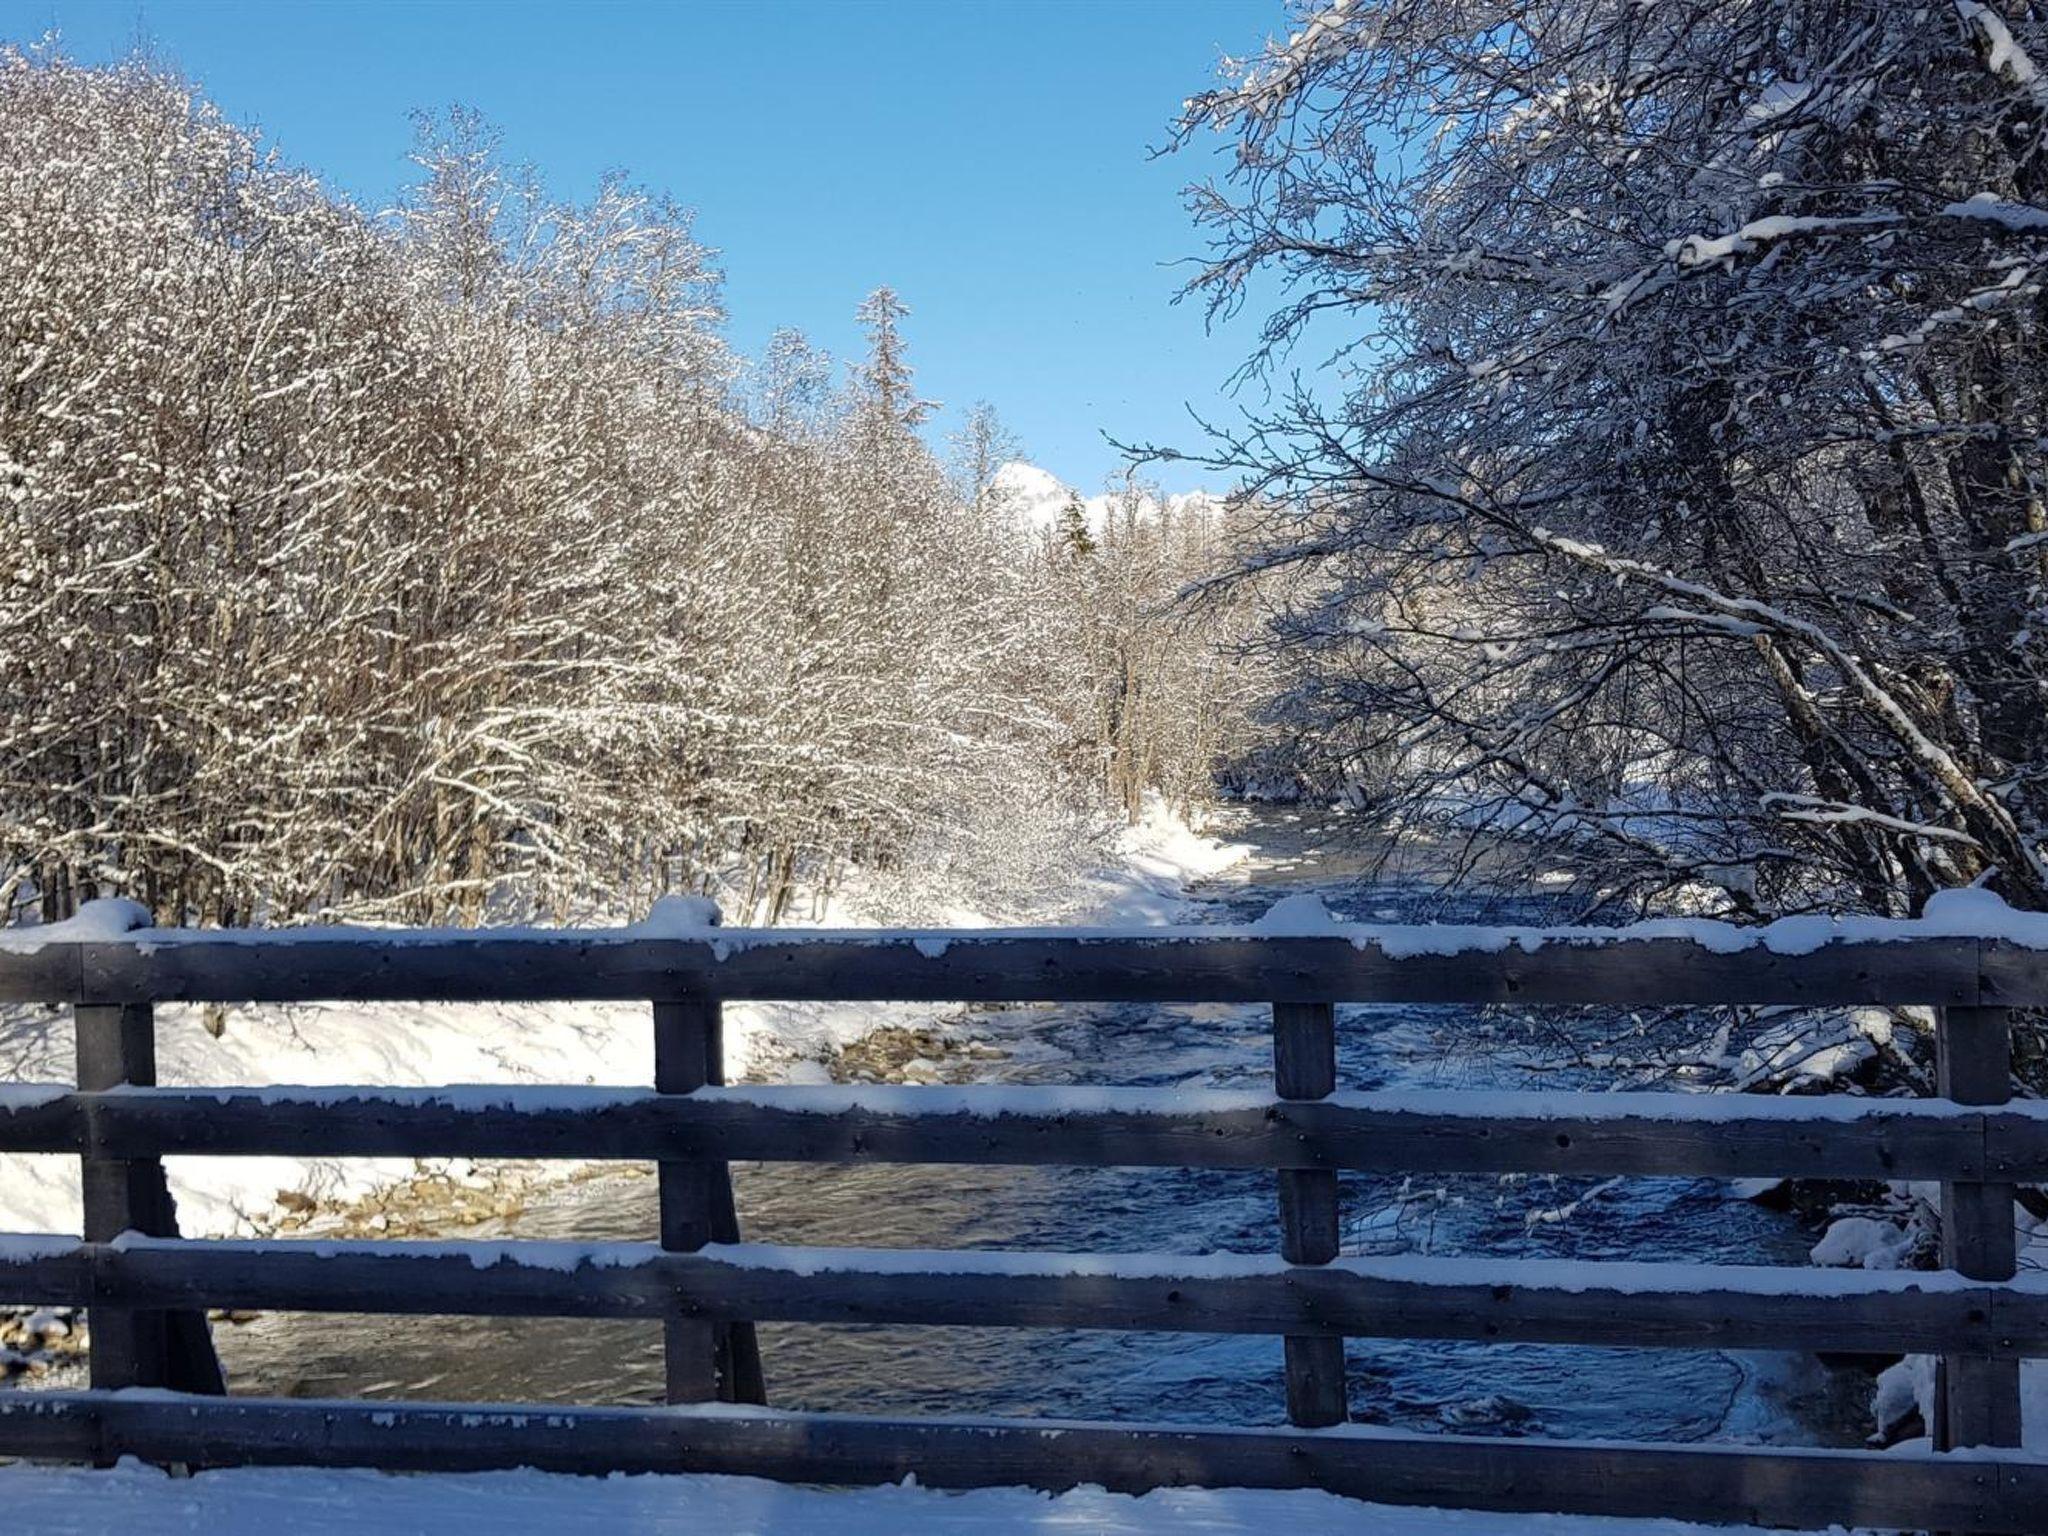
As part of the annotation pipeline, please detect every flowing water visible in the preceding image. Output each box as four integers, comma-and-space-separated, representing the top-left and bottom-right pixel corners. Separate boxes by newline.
208, 810, 1873, 1444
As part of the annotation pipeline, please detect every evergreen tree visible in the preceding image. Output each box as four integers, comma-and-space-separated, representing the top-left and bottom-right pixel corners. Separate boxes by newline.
853, 286, 936, 431
1054, 493, 1096, 559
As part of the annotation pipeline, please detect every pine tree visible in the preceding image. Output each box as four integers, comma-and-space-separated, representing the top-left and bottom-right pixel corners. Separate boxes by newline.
949, 401, 1017, 519
853, 286, 936, 430
1054, 493, 1096, 559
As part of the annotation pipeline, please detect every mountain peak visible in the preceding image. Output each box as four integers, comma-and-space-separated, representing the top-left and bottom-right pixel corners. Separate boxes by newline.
986, 461, 1225, 536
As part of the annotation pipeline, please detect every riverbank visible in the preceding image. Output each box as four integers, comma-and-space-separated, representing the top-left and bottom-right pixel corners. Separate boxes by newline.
4, 806, 1955, 1454
0, 803, 1247, 1245
184, 808, 1859, 1451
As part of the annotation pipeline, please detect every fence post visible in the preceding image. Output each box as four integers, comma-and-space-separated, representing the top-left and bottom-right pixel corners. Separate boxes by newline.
1933, 1004, 2020, 1451
76, 1001, 166, 1392
652, 963, 764, 1405
1272, 1000, 1348, 1427
75, 989, 224, 1399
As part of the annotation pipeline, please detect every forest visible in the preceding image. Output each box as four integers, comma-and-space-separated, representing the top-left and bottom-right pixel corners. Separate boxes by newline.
0, 47, 1272, 930
1172, 0, 2048, 927
8, 0, 2048, 941
6, 5, 2048, 1514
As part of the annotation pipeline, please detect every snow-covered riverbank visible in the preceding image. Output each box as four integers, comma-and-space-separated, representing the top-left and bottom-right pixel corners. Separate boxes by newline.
0, 807, 1246, 1240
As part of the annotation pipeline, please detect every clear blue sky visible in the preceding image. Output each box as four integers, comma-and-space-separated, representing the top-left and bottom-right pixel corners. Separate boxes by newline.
0, 0, 1288, 494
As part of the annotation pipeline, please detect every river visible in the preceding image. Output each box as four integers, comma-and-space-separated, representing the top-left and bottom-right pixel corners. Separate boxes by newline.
209, 808, 1873, 1444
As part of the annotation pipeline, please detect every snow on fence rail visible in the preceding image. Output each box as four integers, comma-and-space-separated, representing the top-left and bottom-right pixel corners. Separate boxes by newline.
0, 899, 2045, 1530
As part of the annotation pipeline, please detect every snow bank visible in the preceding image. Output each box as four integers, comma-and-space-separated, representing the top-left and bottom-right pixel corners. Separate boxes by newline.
1732, 1010, 1892, 1092
0, 991, 661, 1238
0, 810, 1246, 1240
0, 1458, 1805, 1536
1808, 1216, 1919, 1271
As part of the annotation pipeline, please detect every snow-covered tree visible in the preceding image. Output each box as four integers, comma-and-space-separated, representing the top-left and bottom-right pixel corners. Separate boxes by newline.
1174, 0, 2048, 918
0, 45, 1276, 933
949, 401, 1019, 521
1016, 474, 1283, 822
852, 286, 936, 431
0, 49, 1096, 928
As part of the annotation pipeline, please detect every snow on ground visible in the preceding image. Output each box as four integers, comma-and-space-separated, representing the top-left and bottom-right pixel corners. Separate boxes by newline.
0, 1459, 1815, 1536
0, 803, 1246, 1239
1829, 1198, 2048, 1452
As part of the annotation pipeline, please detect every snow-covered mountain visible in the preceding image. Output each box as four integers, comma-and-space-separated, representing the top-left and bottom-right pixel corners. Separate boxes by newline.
989, 462, 1078, 534
988, 461, 1225, 537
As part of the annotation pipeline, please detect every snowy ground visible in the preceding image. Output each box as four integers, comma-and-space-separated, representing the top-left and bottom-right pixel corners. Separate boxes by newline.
0, 1459, 1817, 1536
0, 805, 1246, 1238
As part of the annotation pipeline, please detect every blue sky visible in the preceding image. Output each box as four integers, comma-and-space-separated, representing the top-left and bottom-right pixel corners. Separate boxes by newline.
0, 0, 1289, 493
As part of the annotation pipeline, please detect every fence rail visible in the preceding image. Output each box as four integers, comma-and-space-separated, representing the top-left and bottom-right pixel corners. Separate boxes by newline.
0, 907, 2044, 1531
6, 925, 2046, 1006
2, 1233, 2039, 1355
1, 1082, 2036, 1176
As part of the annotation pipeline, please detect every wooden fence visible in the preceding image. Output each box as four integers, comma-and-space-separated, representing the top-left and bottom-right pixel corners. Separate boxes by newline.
2, 909, 2047, 1530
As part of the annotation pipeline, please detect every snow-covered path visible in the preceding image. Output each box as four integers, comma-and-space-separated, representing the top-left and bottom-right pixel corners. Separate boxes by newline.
0, 1460, 1805, 1535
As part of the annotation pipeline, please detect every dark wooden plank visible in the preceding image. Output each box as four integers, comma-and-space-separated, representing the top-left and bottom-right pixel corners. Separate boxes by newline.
1936, 1004, 2023, 1454
2, 1391, 2039, 1532
0, 1239, 95, 1301
1975, 943, 2048, 1010
1272, 1000, 1345, 1427
650, 993, 765, 1407
1941, 1005, 2015, 1109
653, 998, 719, 1405
2, 1085, 2018, 1180
74, 1002, 164, 1394
69, 1002, 225, 1399
0, 930, 2009, 1007
1, 1238, 2021, 1355
0, 943, 84, 1003
693, 996, 766, 1408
